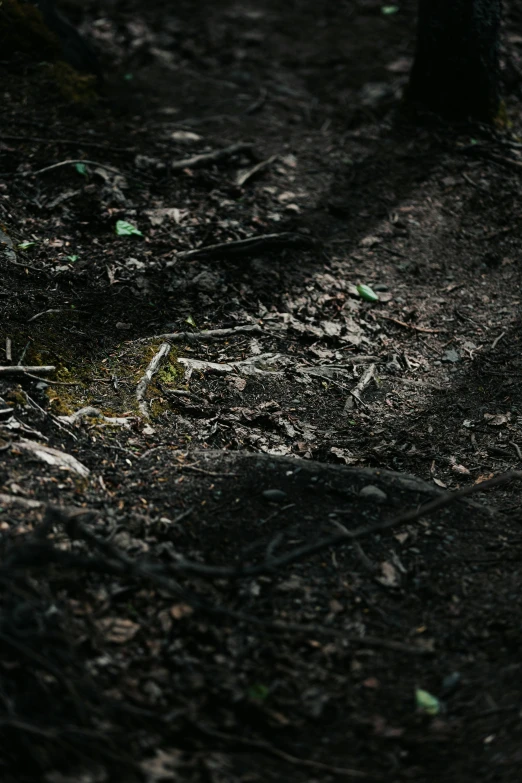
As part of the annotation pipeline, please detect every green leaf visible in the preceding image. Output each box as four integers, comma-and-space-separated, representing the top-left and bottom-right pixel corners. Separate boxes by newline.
357, 283, 379, 303
17, 241, 36, 250
115, 220, 143, 237
381, 5, 399, 14
67, 255, 79, 262
75, 163, 88, 176
185, 315, 197, 328
248, 684, 269, 702
415, 688, 440, 715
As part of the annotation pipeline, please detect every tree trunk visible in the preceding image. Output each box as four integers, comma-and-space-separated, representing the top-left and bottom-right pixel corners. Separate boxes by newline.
407, 0, 502, 121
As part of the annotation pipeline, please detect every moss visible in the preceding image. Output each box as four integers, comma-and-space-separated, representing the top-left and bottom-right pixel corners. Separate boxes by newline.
48, 61, 98, 105
6, 387, 28, 407
6, 320, 186, 422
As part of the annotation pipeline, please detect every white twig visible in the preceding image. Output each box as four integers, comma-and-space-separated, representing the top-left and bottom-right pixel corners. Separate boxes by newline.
136, 343, 171, 418
179, 352, 289, 381
491, 331, 506, 349
57, 406, 135, 428
170, 142, 253, 172
344, 363, 376, 411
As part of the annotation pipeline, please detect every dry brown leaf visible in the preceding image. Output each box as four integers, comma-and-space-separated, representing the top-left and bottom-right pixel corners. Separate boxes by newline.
170, 603, 194, 620
97, 617, 140, 644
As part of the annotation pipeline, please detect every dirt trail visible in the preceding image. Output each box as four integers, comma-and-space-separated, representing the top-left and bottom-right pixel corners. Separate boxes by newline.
1, 1, 522, 781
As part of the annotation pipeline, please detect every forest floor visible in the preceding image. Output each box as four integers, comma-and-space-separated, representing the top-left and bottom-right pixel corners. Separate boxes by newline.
1, 1, 522, 781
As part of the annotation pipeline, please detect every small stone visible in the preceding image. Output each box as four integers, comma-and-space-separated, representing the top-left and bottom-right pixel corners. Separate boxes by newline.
442, 349, 460, 363
359, 484, 387, 504
262, 489, 288, 502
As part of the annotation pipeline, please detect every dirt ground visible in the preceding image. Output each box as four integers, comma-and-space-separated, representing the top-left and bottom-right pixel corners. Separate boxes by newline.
1, 1, 522, 781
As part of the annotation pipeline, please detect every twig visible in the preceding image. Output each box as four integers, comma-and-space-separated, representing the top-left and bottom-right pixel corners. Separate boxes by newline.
176, 232, 317, 261
23, 393, 76, 438
236, 154, 277, 187
207, 605, 429, 654
23, 508, 428, 660
136, 343, 171, 418
0, 365, 55, 377
57, 406, 135, 428
376, 313, 442, 333
346, 363, 376, 409
0, 257, 47, 274
168, 471, 522, 579
140, 324, 263, 343
491, 331, 506, 349
28, 308, 80, 323
170, 141, 253, 172
195, 723, 373, 779
509, 441, 522, 461
174, 461, 238, 477
26, 159, 124, 177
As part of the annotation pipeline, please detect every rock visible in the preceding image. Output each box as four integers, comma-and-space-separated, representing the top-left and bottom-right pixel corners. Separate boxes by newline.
262, 489, 287, 502
359, 484, 388, 504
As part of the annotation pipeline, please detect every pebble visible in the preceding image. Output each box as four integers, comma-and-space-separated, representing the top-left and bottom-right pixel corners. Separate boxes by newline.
262, 489, 288, 502
359, 484, 387, 504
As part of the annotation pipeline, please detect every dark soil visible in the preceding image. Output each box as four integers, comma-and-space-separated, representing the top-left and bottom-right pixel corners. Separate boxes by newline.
1, 1, 522, 782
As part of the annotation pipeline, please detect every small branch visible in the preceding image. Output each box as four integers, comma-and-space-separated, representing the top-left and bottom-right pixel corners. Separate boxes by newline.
376, 313, 442, 334
509, 441, 522, 461
170, 141, 254, 172
491, 331, 506, 350
28, 308, 80, 323
168, 471, 522, 579
176, 232, 317, 261
205, 606, 431, 655
236, 154, 277, 187
135, 343, 171, 418
178, 352, 286, 380
140, 324, 263, 343
26, 159, 124, 177
195, 723, 372, 779
0, 365, 55, 377
57, 406, 136, 428
345, 363, 376, 410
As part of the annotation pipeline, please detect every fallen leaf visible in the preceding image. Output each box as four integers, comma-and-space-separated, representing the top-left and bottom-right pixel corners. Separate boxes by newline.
483, 413, 510, 426
376, 560, 400, 588
416, 688, 441, 715
170, 604, 194, 620
97, 617, 140, 644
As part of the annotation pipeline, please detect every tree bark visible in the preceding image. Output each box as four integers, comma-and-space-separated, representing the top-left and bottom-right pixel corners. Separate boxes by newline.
407, 0, 502, 121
